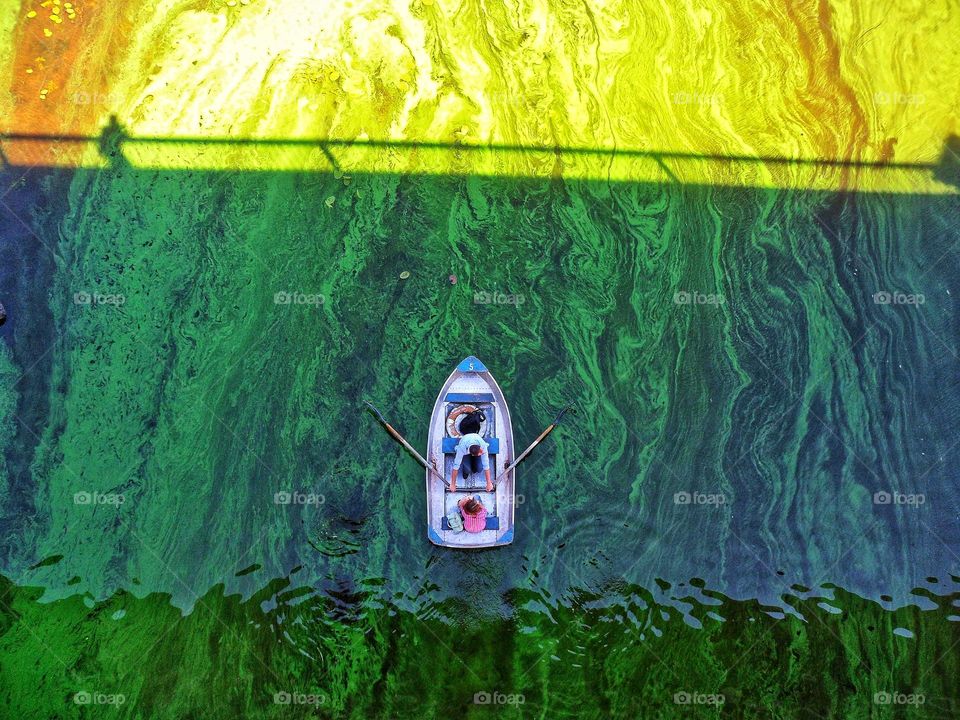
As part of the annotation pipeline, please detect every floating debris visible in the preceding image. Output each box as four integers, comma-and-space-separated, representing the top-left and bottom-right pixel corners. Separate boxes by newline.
399, 271, 411, 280
0, 302, 6, 326
449, 274, 457, 285
325, 196, 335, 207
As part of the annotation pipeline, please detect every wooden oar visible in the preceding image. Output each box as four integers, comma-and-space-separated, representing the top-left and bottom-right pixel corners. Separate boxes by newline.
364, 401, 448, 486
495, 405, 574, 484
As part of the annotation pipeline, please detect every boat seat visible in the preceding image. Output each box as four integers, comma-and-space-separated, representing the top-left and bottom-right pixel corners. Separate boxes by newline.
442, 437, 500, 454
445, 393, 494, 403
441, 515, 500, 531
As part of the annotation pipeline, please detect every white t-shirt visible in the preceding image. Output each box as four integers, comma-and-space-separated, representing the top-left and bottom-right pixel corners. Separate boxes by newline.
453, 433, 490, 470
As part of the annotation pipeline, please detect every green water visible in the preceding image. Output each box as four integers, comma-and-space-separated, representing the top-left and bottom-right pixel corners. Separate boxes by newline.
2, 163, 960, 718
2, 573, 959, 718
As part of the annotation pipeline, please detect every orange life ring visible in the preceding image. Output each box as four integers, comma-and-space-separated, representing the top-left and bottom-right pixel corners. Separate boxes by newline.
447, 404, 480, 437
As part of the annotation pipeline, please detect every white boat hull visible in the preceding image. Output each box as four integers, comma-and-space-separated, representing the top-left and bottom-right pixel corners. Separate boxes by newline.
425, 356, 516, 548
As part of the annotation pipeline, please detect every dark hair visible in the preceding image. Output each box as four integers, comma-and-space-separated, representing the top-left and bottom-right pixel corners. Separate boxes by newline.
469, 445, 482, 456
462, 498, 482, 515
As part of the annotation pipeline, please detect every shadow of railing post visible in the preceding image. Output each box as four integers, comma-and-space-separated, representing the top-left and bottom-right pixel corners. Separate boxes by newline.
935, 135, 960, 189
317, 142, 341, 173
651, 153, 680, 183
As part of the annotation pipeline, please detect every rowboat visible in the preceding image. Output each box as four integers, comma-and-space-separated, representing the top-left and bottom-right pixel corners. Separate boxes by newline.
366, 360, 570, 549
425, 356, 516, 548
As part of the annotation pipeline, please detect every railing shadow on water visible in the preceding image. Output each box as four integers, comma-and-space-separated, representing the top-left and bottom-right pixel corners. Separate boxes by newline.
0, 116, 958, 190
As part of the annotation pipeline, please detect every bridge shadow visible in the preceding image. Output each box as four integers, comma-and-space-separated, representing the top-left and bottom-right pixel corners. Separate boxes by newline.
1, 116, 958, 190
2, 115, 960, 614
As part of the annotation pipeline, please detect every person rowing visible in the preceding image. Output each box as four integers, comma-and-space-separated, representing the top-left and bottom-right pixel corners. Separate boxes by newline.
449, 432, 493, 493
